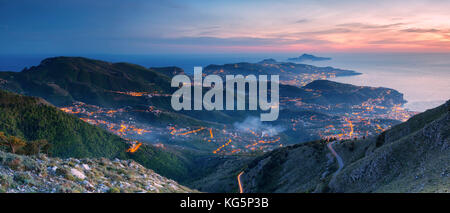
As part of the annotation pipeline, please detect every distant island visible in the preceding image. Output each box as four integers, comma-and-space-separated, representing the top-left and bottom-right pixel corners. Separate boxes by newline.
288, 54, 332, 62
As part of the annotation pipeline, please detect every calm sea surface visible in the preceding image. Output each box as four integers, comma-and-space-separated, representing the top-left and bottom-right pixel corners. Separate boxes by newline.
305, 53, 450, 112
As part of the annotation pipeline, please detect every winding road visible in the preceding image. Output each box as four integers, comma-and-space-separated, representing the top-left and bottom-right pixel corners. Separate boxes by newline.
327, 141, 344, 179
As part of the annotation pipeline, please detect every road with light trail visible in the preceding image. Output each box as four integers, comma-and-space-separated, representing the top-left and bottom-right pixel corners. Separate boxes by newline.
237, 171, 244, 193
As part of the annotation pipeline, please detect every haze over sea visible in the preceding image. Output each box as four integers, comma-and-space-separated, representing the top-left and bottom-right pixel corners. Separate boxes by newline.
0, 53, 448, 112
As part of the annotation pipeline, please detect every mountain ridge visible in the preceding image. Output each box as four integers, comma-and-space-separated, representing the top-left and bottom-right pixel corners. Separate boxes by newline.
0, 56, 173, 107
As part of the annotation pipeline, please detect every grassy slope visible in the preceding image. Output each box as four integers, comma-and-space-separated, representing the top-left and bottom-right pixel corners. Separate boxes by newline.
331, 100, 449, 192
234, 100, 449, 193
0, 89, 197, 181
240, 140, 331, 193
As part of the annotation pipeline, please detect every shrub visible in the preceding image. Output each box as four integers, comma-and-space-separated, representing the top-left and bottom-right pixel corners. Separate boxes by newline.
107, 187, 121, 193
22, 139, 49, 155
376, 132, 386, 148
13, 173, 33, 185
0, 174, 13, 189
6, 156, 24, 171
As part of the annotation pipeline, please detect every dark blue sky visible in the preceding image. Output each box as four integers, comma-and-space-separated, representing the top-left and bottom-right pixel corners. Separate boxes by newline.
1, 0, 449, 54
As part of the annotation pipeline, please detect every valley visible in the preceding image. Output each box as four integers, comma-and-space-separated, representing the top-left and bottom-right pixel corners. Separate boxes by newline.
0, 56, 445, 193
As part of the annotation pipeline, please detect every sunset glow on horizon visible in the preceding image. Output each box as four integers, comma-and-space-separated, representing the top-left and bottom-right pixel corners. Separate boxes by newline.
1, 0, 450, 54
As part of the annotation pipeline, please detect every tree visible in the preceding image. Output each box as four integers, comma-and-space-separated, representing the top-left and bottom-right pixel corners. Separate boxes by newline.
0, 132, 6, 143
376, 132, 386, 148
0, 134, 27, 154
41, 142, 52, 155
23, 139, 48, 155
34, 139, 49, 154
0, 132, 8, 151
349, 142, 355, 152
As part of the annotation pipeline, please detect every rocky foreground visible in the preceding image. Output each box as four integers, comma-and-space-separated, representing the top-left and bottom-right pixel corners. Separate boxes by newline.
0, 151, 196, 193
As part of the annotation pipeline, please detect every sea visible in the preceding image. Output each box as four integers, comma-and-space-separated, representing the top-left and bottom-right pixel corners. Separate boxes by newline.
0, 53, 449, 112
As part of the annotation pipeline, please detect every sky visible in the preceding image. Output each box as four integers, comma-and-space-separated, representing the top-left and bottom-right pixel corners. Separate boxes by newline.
1, 0, 450, 54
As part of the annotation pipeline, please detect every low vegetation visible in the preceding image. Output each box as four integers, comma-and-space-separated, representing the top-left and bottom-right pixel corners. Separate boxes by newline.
0, 150, 196, 193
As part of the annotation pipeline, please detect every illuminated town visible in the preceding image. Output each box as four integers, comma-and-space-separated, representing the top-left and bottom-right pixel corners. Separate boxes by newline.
59, 67, 417, 155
